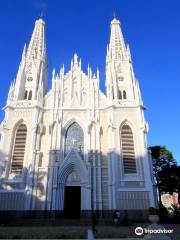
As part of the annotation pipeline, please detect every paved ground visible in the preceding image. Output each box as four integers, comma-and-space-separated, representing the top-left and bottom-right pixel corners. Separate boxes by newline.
0, 224, 179, 239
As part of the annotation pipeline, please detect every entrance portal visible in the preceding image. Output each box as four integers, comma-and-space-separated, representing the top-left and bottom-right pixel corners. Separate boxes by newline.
64, 186, 81, 218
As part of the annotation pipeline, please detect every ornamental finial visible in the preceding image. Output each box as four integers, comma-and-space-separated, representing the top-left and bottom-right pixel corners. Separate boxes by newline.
113, 11, 116, 19
39, 11, 46, 19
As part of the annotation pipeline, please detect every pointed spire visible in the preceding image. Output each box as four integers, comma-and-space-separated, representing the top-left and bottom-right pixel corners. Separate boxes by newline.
89, 67, 92, 79
79, 58, 82, 69
7, 80, 15, 101
126, 44, 132, 62
106, 45, 109, 63
96, 68, 100, 88
11, 18, 48, 101
71, 59, 73, 69
52, 68, 56, 90
59, 65, 64, 79
22, 44, 26, 59
74, 53, 78, 65
108, 16, 126, 61
71, 53, 82, 69
62, 64, 65, 76
56, 73, 59, 80
97, 68, 99, 79
106, 16, 143, 104
37, 78, 44, 103
87, 64, 90, 79
52, 68, 56, 80
26, 18, 46, 62
8, 81, 13, 98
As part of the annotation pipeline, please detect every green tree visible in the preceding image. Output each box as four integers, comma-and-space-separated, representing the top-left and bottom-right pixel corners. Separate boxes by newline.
149, 146, 177, 205
158, 165, 180, 195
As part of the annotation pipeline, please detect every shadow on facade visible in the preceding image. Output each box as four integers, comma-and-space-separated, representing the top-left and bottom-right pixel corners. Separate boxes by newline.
0, 149, 156, 226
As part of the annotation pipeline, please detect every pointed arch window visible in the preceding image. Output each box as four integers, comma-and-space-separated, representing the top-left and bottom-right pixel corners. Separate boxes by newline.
112, 90, 115, 100
11, 123, 27, 173
121, 124, 136, 174
118, 90, 122, 99
24, 91, 28, 100
123, 90, 127, 99
64, 122, 84, 158
28, 91, 32, 100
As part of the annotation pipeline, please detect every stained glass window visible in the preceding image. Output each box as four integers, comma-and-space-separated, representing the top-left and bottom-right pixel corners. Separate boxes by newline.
64, 122, 84, 158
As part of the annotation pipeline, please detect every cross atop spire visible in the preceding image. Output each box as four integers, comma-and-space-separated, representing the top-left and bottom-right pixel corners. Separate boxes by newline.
39, 11, 46, 20
113, 11, 116, 19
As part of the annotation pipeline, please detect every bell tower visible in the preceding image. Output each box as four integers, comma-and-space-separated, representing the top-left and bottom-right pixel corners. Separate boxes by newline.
106, 17, 143, 105
1, 18, 48, 210
8, 18, 47, 103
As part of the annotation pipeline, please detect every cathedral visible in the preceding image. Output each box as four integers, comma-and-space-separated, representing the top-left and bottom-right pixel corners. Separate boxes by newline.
0, 16, 156, 219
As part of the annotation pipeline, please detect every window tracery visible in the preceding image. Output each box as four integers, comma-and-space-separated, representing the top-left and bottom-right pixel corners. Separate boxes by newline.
64, 122, 84, 158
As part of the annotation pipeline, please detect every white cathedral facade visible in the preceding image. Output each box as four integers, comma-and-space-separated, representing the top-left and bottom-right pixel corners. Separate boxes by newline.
0, 17, 156, 218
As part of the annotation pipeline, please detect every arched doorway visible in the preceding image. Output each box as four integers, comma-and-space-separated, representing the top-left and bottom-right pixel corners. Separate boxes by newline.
64, 171, 81, 218
55, 150, 90, 218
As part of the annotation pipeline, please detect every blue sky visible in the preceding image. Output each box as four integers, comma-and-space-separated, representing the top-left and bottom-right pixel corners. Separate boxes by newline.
0, 0, 180, 163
